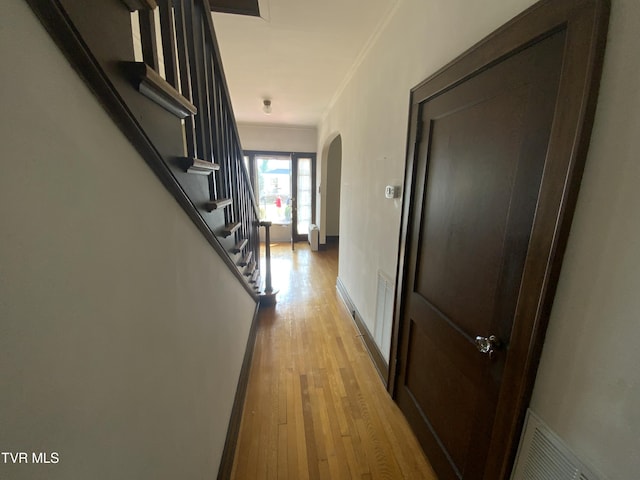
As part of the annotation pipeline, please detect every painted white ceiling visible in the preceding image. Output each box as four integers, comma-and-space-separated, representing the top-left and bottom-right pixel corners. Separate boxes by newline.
212, 0, 397, 127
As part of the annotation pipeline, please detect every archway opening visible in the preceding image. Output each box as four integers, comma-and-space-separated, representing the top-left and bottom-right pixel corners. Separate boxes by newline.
325, 135, 342, 244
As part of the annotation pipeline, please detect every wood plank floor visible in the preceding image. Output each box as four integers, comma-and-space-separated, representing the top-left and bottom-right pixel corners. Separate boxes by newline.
231, 242, 437, 479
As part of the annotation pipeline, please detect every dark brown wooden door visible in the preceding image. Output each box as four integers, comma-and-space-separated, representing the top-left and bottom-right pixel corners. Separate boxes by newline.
394, 31, 566, 480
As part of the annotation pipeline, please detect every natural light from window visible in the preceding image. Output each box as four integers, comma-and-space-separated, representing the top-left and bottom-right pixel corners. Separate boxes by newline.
257, 156, 292, 224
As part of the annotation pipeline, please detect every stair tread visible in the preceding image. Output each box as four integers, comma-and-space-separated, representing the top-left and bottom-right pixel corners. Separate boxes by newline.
230, 238, 248, 254
220, 222, 241, 238
205, 198, 233, 211
238, 251, 253, 267
244, 261, 256, 276
183, 157, 220, 175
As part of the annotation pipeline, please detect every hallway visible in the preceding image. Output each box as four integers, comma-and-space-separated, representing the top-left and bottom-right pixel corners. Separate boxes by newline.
231, 243, 436, 479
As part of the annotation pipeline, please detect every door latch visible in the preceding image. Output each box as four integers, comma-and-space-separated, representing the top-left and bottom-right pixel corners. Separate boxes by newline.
475, 335, 501, 359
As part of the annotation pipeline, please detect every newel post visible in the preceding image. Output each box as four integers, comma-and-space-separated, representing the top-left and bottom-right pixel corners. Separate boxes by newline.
259, 221, 277, 306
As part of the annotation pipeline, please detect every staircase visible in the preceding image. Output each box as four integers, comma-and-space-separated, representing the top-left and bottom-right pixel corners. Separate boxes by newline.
27, 0, 271, 302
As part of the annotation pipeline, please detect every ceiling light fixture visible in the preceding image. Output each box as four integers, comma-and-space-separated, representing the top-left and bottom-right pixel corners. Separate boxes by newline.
263, 99, 272, 115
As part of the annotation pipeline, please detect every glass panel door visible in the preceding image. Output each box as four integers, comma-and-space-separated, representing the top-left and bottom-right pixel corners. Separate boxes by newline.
256, 155, 292, 224
244, 151, 316, 245
296, 158, 313, 238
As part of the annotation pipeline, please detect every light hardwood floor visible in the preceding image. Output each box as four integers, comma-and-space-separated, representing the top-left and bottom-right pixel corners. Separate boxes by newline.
231, 242, 437, 480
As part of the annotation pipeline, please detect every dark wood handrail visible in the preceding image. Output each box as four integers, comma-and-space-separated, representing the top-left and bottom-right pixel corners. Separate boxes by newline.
25, 0, 266, 301
144, 0, 262, 298
198, 0, 260, 219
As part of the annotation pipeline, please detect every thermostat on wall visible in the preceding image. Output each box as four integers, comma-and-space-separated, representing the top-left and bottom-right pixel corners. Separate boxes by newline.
385, 185, 401, 199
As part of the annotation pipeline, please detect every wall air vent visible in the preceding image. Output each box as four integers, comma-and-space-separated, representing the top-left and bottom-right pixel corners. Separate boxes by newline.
511, 410, 604, 480
374, 271, 394, 363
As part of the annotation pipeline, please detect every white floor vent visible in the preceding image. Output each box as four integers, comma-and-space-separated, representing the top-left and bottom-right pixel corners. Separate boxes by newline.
512, 410, 603, 480
373, 271, 394, 363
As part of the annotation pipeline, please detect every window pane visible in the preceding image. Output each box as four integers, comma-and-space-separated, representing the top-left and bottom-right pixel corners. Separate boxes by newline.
257, 156, 291, 224
297, 158, 312, 235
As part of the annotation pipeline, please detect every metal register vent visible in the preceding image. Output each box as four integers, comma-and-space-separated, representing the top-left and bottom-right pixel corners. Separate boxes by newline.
511, 410, 603, 480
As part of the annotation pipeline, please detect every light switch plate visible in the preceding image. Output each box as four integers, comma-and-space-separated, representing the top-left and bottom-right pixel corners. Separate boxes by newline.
385, 185, 400, 199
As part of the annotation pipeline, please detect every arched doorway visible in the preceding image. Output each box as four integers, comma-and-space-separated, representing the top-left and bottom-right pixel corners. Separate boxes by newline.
318, 133, 342, 248
325, 135, 342, 244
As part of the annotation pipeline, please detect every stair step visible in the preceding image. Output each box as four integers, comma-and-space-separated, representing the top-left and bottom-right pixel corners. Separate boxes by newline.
205, 198, 232, 212
230, 238, 248, 254
182, 157, 220, 175
238, 251, 253, 267
125, 62, 197, 118
220, 222, 241, 238
244, 261, 256, 277
250, 270, 260, 284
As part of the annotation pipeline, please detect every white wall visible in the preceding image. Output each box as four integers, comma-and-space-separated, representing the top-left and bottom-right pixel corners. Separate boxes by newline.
0, 2, 256, 479
318, 0, 640, 479
238, 122, 317, 152
529, 2, 640, 478
318, 0, 538, 355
